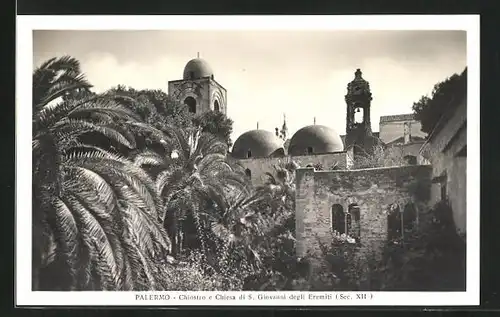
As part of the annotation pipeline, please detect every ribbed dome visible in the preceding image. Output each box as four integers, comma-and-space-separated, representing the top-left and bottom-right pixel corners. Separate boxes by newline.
183, 58, 214, 80
232, 130, 285, 159
288, 125, 344, 156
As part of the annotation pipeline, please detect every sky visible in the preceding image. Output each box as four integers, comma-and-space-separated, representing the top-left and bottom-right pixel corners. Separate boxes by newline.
33, 30, 466, 144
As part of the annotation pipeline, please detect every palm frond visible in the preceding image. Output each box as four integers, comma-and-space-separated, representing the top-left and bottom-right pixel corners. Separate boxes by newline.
133, 150, 168, 167
122, 232, 157, 291
37, 81, 92, 109
66, 194, 122, 290
126, 121, 173, 149
63, 164, 117, 212
162, 125, 192, 160
47, 196, 80, 289
54, 118, 137, 149
70, 98, 141, 122
33, 56, 92, 111
122, 202, 171, 257
65, 153, 160, 217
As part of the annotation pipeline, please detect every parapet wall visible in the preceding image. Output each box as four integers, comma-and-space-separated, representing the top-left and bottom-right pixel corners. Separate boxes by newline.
295, 165, 433, 257
232, 152, 347, 185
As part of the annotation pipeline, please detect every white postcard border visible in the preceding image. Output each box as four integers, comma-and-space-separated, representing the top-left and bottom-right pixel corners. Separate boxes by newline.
16, 14, 480, 306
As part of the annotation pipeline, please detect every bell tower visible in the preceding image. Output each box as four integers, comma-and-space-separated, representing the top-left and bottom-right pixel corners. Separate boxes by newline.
168, 56, 227, 116
345, 69, 375, 155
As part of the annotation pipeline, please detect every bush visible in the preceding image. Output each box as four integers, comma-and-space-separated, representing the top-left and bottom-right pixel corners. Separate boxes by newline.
158, 251, 245, 291
360, 200, 466, 291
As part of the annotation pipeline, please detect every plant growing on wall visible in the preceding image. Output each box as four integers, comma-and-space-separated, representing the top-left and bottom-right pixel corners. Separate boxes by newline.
352, 144, 407, 169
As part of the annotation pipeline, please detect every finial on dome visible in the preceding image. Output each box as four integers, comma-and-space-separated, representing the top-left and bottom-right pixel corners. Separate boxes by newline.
197, 52, 200, 58
279, 114, 288, 141
314, 117, 316, 125
355, 68, 362, 78
257, 122, 259, 130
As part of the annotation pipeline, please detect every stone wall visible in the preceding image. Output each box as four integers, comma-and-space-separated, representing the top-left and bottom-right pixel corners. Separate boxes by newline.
232, 152, 347, 186
419, 99, 467, 234
295, 165, 433, 258
385, 141, 426, 162
208, 78, 228, 115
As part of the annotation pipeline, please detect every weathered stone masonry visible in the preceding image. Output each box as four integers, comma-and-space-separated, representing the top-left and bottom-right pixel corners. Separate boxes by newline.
233, 152, 348, 185
419, 100, 466, 235
295, 165, 433, 257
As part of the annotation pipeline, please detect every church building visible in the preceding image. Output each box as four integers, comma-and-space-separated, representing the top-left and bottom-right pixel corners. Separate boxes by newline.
167, 57, 427, 185
168, 56, 466, 259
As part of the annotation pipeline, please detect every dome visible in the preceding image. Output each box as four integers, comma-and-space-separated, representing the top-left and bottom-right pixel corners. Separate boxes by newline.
183, 58, 214, 80
232, 130, 285, 159
288, 125, 344, 156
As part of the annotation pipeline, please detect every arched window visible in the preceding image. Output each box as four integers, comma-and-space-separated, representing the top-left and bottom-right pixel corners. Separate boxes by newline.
184, 96, 197, 113
214, 100, 220, 112
246, 150, 252, 158
245, 168, 251, 178
306, 147, 313, 155
354, 106, 364, 124
331, 204, 345, 234
387, 203, 402, 243
348, 204, 361, 241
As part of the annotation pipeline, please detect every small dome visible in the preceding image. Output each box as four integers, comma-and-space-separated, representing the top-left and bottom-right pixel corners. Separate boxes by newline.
232, 130, 285, 159
183, 58, 214, 80
288, 125, 344, 156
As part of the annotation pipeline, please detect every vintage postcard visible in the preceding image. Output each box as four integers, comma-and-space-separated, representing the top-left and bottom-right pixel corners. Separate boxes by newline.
17, 15, 479, 306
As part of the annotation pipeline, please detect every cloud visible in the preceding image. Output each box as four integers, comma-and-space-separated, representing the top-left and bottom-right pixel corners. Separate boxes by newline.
33, 30, 467, 142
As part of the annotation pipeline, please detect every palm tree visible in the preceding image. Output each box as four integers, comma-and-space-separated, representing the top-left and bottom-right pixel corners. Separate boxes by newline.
238, 161, 298, 288
33, 150, 171, 291
256, 161, 298, 214
132, 126, 251, 261
32, 56, 172, 290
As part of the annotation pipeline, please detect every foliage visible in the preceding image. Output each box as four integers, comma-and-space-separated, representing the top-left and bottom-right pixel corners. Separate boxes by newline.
412, 68, 467, 134
193, 110, 234, 148
159, 251, 245, 291
374, 200, 466, 291
235, 161, 298, 289
105, 86, 235, 149
352, 144, 407, 169
106, 85, 195, 131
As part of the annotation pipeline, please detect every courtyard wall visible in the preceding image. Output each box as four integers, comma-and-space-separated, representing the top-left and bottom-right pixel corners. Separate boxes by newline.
232, 152, 348, 185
